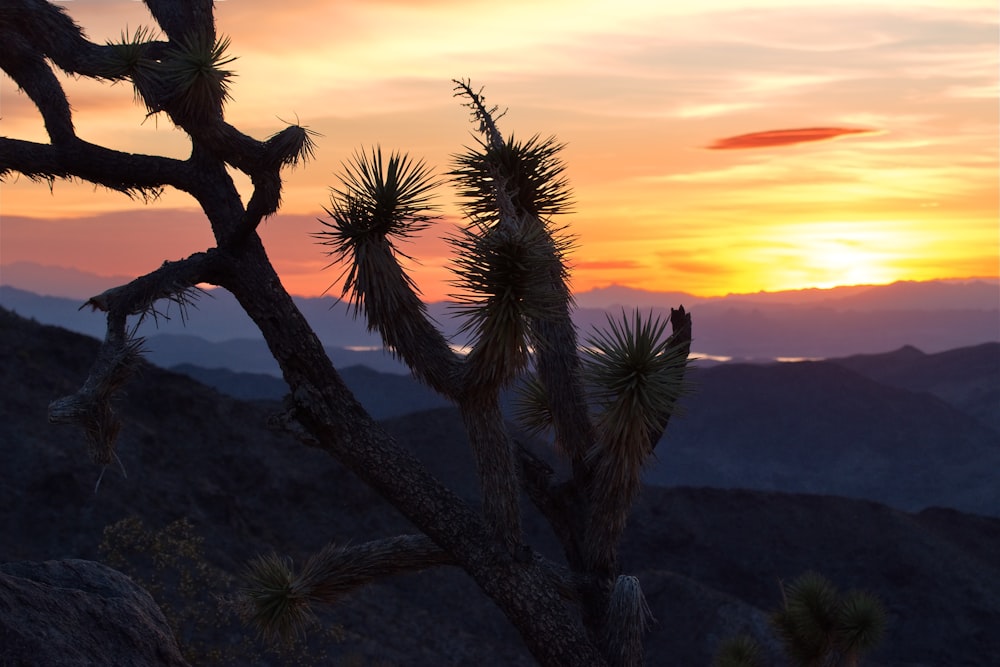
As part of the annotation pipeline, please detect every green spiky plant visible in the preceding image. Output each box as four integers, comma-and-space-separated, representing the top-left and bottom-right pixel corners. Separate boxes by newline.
714, 634, 766, 667
713, 572, 887, 667
5, 3, 691, 664
98, 516, 343, 664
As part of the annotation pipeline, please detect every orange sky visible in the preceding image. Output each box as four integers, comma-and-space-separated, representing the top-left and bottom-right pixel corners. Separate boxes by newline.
1, 0, 997, 301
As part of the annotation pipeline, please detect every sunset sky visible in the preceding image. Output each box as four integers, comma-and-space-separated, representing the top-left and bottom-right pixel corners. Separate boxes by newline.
1, 0, 997, 301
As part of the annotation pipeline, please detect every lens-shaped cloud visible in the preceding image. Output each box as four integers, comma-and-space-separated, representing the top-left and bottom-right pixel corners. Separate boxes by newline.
707, 127, 880, 150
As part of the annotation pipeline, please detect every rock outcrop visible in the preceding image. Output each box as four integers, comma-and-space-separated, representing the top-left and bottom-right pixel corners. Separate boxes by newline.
0, 559, 189, 667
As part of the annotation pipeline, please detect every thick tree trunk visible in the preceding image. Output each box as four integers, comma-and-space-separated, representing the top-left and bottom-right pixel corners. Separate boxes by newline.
217, 239, 607, 667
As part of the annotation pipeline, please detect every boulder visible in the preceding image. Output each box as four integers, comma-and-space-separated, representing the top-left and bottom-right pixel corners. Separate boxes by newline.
0, 559, 189, 666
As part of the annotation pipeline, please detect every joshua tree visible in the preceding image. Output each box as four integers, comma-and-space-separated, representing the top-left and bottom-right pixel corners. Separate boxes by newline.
1, 2, 691, 665
714, 572, 887, 667
770, 572, 886, 667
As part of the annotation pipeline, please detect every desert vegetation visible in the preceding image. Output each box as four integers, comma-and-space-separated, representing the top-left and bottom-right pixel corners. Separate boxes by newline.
714, 572, 886, 667
1, 2, 692, 665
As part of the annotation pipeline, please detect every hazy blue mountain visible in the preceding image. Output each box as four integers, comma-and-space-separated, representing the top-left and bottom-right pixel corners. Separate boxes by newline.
573, 277, 1000, 310
0, 284, 383, 346
830, 343, 1000, 433
169, 363, 290, 401
0, 261, 134, 299
646, 359, 1000, 516
4, 271, 998, 363
171, 363, 449, 420
172, 337, 1000, 517
572, 300, 1000, 360
143, 333, 409, 375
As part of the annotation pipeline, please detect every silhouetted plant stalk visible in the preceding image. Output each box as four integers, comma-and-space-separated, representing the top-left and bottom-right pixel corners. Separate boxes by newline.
6, 3, 693, 664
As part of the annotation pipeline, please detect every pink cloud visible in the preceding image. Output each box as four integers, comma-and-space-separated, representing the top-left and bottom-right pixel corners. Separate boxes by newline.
707, 127, 880, 150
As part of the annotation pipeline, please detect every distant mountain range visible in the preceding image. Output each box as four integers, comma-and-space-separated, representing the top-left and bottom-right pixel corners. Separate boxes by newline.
644, 345, 1000, 517
178, 341, 1000, 517
2, 308, 999, 665
173, 362, 449, 420
2, 262, 998, 365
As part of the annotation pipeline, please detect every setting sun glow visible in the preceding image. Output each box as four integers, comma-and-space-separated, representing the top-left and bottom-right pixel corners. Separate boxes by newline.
1, 0, 997, 301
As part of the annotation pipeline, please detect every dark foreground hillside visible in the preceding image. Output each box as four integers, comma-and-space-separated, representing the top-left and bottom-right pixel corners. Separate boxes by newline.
2, 308, 999, 666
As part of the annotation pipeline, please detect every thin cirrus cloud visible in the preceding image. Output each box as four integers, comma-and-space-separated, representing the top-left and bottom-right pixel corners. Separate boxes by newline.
706, 127, 881, 150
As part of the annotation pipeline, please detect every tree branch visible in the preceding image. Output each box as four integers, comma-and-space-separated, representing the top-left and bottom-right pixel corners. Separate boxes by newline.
220, 239, 606, 665
143, 0, 216, 43
0, 26, 76, 144
48, 250, 226, 466
459, 392, 524, 551
0, 0, 129, 80
0, 137, 193, 199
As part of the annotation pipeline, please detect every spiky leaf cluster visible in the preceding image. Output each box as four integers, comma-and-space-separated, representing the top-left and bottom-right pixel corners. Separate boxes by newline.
511, 373, 554, 438
264, 124, 318, 170
449, 220, 567, 386
835, 590, 888, 658
157, 33, 236, 120
240, 553, 315, 644
713, 635, 766, 667
242, 539, 448, 645
452, 134, 572, 223
583, 310, 689, 461
316, 147, 439, 310
772, 572, 887, 667
103, 26, 159, 82
773, 572, 839, 664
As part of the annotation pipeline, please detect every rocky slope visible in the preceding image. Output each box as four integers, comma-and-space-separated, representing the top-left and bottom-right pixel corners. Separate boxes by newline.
3, 307, 999, 665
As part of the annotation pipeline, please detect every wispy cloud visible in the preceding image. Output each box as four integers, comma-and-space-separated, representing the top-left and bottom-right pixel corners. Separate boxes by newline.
707, 127, 881, 150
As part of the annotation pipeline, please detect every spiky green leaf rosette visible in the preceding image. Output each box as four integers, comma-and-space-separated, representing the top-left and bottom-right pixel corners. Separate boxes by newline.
836, 589, 887, 657
772, 571, 841, 663
451, 134, 573, 222
316, 147, 439, 315
713, 634, 766, 667
242, 538, 450, 644
102, 26, 159, 82
771, 571, 887, 666
157, 33, 237, 120
584, 309, 689, 462
240, 552, 314, 643
241, 544, 366, 644
448, 131, 574, 387
448, 219, 568, 386
511, 373, 554, 438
